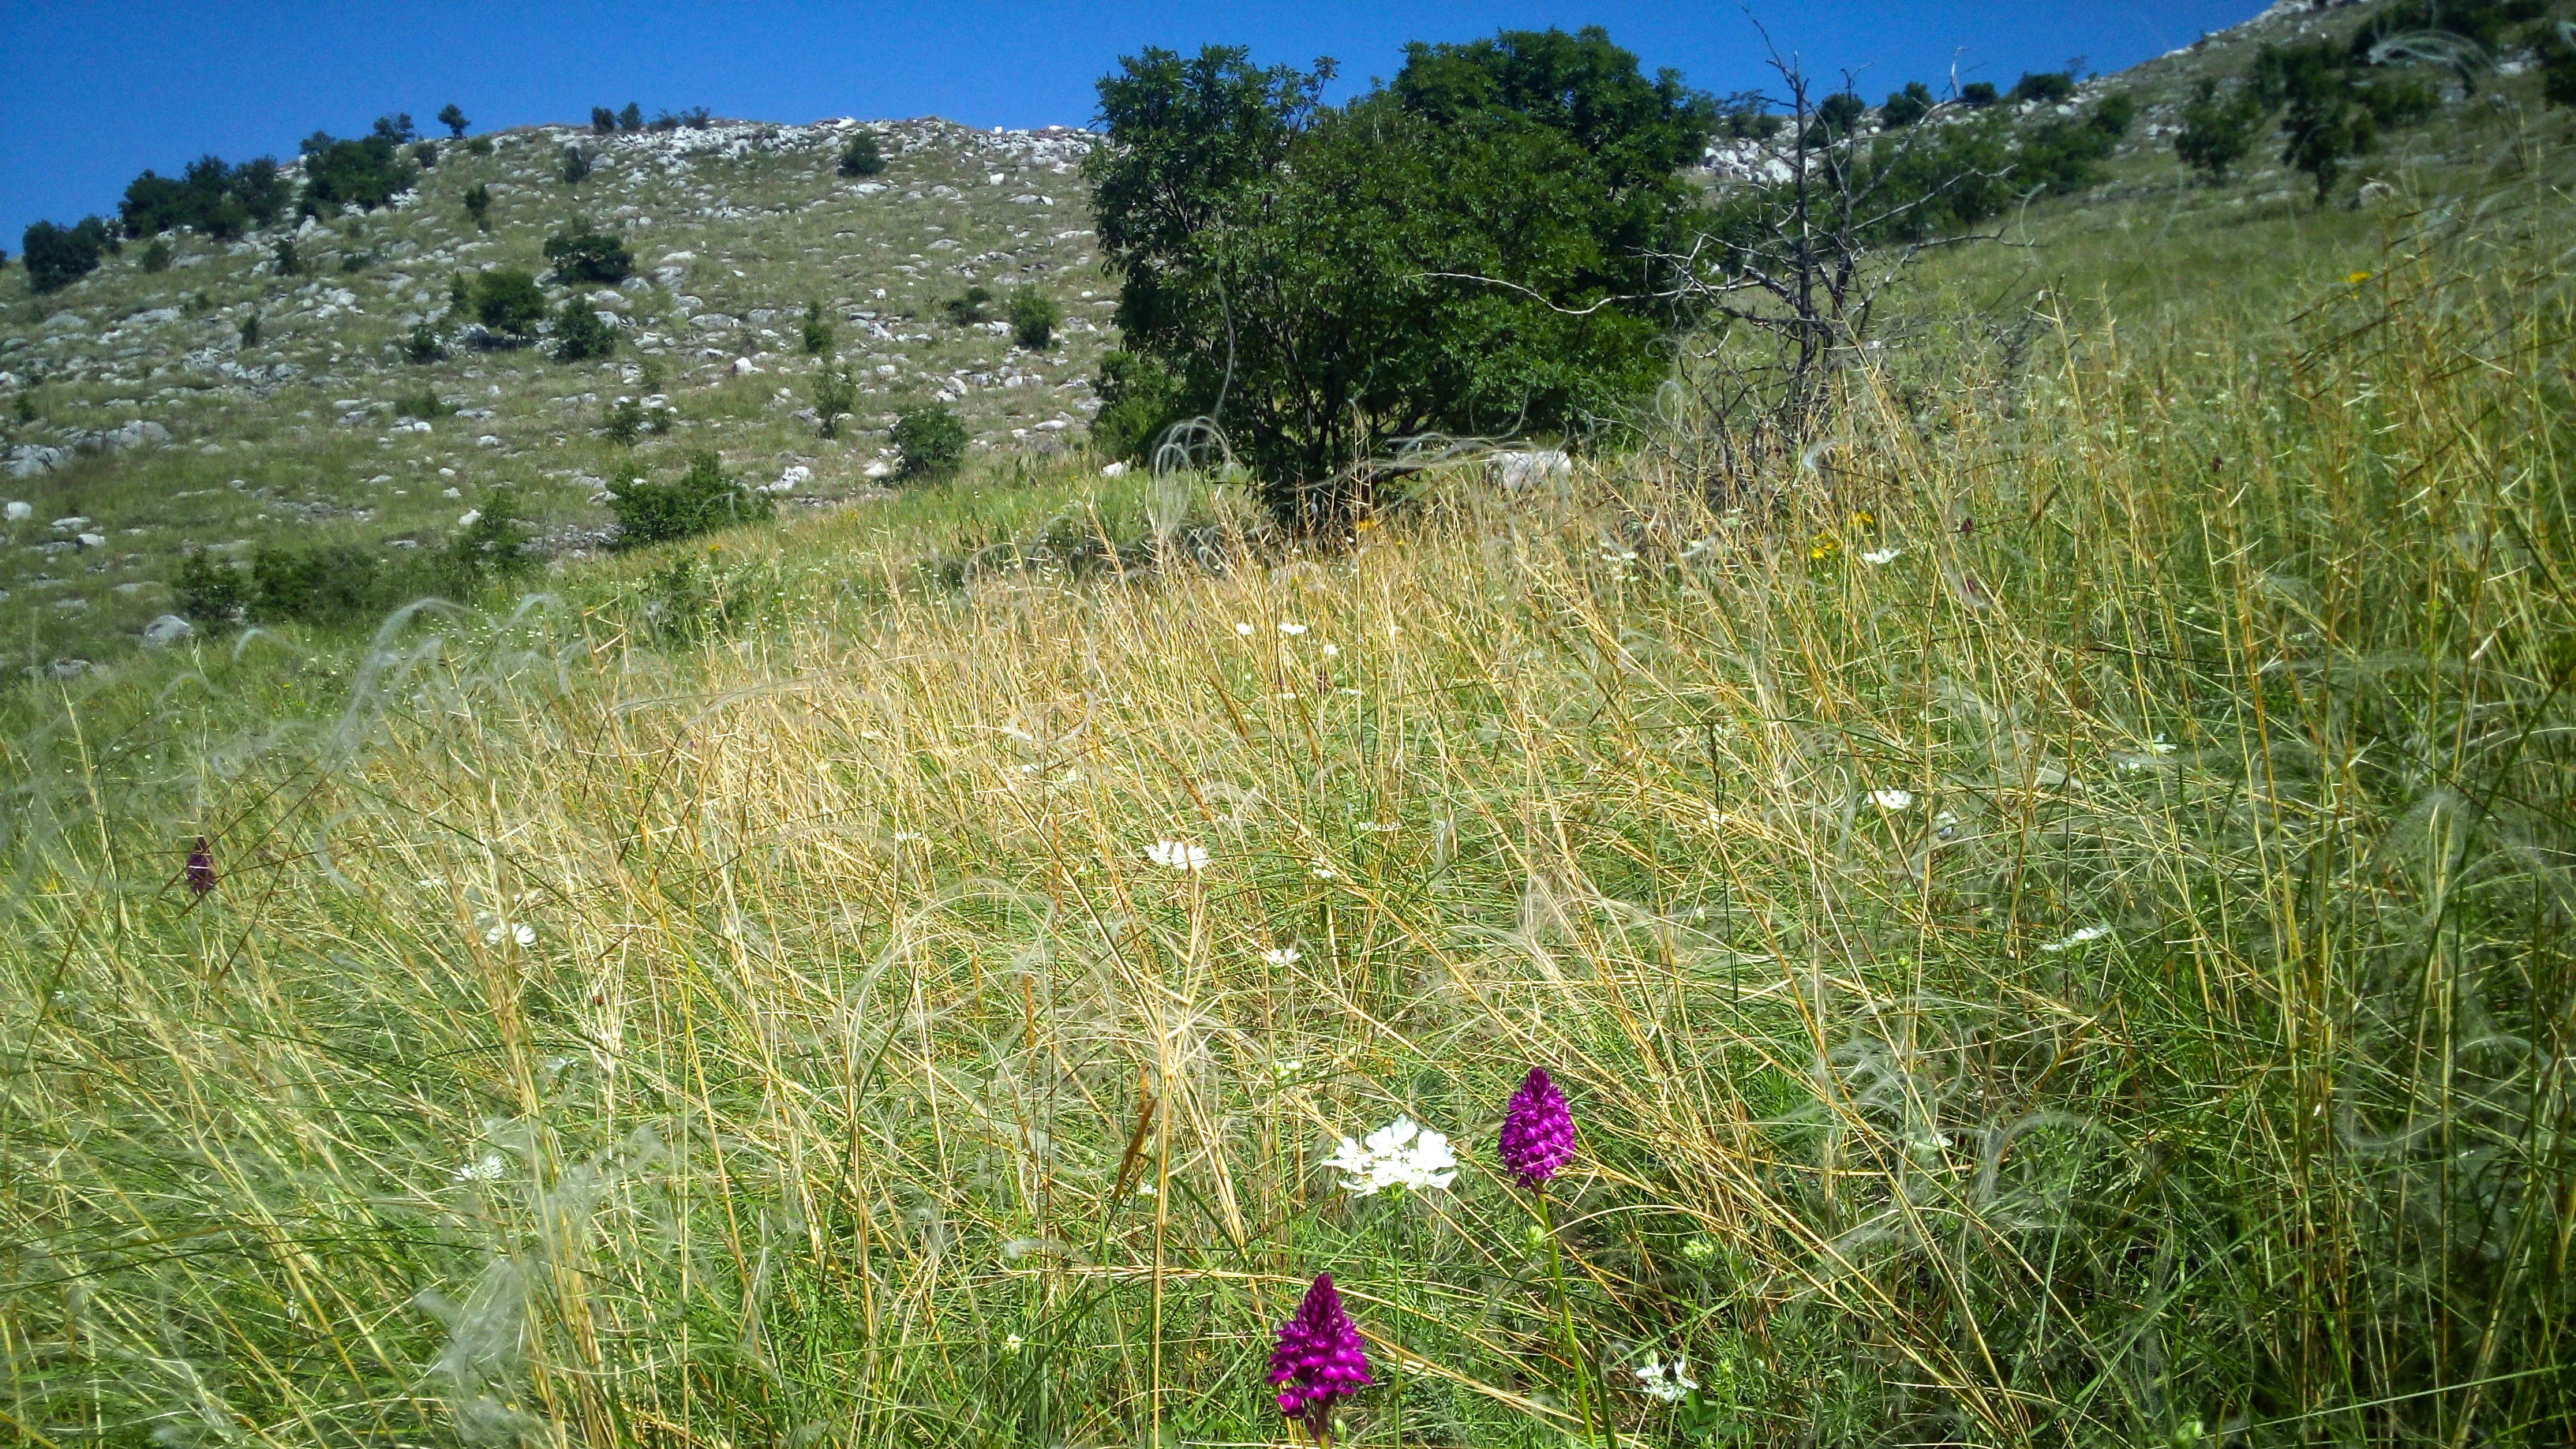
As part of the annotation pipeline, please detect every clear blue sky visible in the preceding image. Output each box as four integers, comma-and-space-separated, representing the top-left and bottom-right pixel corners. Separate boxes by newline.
0, 1, 2263, 245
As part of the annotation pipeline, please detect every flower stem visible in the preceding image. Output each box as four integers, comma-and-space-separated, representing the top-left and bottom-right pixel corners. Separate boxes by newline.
1540, 1193, 1602, 1447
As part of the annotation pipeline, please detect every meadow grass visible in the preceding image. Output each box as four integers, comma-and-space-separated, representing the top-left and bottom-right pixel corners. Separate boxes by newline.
3, 172, 2573, 1449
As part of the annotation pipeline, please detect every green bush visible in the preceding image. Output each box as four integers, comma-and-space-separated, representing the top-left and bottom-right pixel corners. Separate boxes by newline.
472, 268, 548, 339
467, 136, 493, 156
249, 541, 385, 625
619, 103, 643, 132
1960, 80, 2000, 107
462, 184, 491, 230
607, 451, 772, 549
891, 403, 968, 481
395, 389, 451, 420
941, 285, 994, 325
838, 133, 888, 176
2009, 70, 2076, 105
1879, 81, 1934, 129
140, 239, 171, 273
172, 552, 245, 626
238, 315, 260, 348
801, 301, 833, 354
451, 485, 534, 579
561, 146, 593, 185
1008, 287, 1060, 350
550, 297, 616, 361
605, 397, 645, 444
298, 123, 418, 215
544, 227, 633, 283
404, 322, 445, 363
591, 107, 619, 135
118, 155, 280, 239
812, 365, 856, 438
411, 140, 439, 168
1088, 350, 1188, 462
271, 238, 301, 277
2176, 80, 2263, 182
21, 216, 114, 294
437, 103, 468, 139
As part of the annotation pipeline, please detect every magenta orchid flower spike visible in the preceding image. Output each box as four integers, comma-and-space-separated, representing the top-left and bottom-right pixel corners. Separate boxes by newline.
1500, 1066, 1575, 1188
1269, 1272, 1372, 1443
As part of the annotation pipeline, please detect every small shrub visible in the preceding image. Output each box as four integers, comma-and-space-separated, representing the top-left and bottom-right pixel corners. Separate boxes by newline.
1088, 350, 1185, 462
2009, 70, 2076, 105
298, 125, 418, 215
800, 301, 833, 354
619, 103, 643, 132
271, 238, 301, 276
838, 133, 888, 176
395, 389, 452, 419
2176, 80, 2263, 182
891, 404, 968, 481
173, 552, 245, 626
607, 451, 772, 549
21, 216, 114, 294
249, 540, 384, 625
411, 140, 439, 168
591, 107, 619, 136
462, 183, 491, 230
339, 249, 371, 273
2090, 92, 2136, 137
238, 315, 260, 348
140, 239, 172, 273
812, 365, 856, 438
449, 271, 472, 314
550, 297, 616, 361
1880, 81, 1934, 129
449, 485, 534, 579
467, 136, 493, 156
1007, 287, 1060, 350
437, 103, 468, 139
941, 285, 994, 326
680, 106, 712, 129
605, 397, 645, 444
404, 322, 446, 363
1960, 81, 2000, 108
638, 358, 666, 392
544, 228, 632, 283
646, 404, 674, 435
472, 268, 548, 338
1717, 91, 1784, 140
561, 146, 593, 185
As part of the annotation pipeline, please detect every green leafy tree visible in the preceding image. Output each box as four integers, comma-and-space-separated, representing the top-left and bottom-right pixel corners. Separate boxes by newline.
173, 552, 245, 626
462, 183, 491, 230
472, 268, 548, 338
1088, 29, 1712, 527
2175, 80, 2263, 182
1879, 81, 1934, 129
21, 217, 114, 294
405, 321, 446, 363
1008, 288, 1060, 350
812, 365, 857, 438
607, 451, 772, 548
437, 103, 469, 138
550, 297, 616, 361
448, 485, 534, 580
592, 107, 619, 135
2009, 70, 2076, 105
544, 227, 633, 283
838, 133, 888, 176
299, 123, 420, 215
238, 314, 260, 347
801, 300, 834, 354
891, 404, 968, 480
619, 103, 643, 132
271, 237, 302, 277
1960, 80, 2000, 108
412, 140, 440, 168
1088, 350, 1188, 462
140, 239, 171, 273
561, 146, 593, 184
605, 397, 645, 444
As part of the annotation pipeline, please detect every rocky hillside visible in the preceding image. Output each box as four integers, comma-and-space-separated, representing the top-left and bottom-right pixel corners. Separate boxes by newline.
0, 115, 1111, 674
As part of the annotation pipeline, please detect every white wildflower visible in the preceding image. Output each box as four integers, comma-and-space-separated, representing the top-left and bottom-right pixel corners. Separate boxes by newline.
1235, 622, 1256, 636
1868, 789, 1915, 811
1320, 643, 1339, 657
1271, 1057, 1304, 1081
453, 1152, 505, 1182
482, 922, 537, 947
1263, 947, 1301, 967
2147, 736, 2178, 755
1278, 622, 1309, 636
1634, 1356, 1700, 1404
1327, 1114, 1458, 1196
1310, 859, 1339, 880
1004, 1333, 1026, 1350
2039, 923, 2114, 953
1860, 547, 1903, 565
1145, 839, 1209, 872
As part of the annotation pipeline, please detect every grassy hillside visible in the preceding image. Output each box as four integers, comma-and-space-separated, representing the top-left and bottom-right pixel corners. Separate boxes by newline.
5, 6, 2575, 1446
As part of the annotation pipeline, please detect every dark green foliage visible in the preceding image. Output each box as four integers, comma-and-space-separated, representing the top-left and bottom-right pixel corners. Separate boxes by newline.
620, 103, 643, 132
941, 286, 994, 325
800, 301, 833, 354
2090, 91, 2135, 137
140, 239, 171, 273
437, 103, 469, 138
172, 552, 245, 626
1088, 28, 1711, 526
2351, 0, 2544, 64
561, 146, 593, 184
271, 238, 301, 276
11, 390, 34, 425
298, 123, 419, 215
838, 133, 888, 176
21, 217, 114, 293
404, 322, 445, 363
2018, 99, 2127, 196
605, 396, 645, 444
395, 389, 451, 419
812, 365, 856, 438
550, 297, 616, 361
117, 155, 279, 239
650, 106, 711, 133
411, 140, 439, 168
339, 249, 370, 273
374, 114, 416, 144
449, 271, 472, 314
2008, 71, 2076, 105
1717, 90, 1783, 140
1834, 114, 2013, 243
451, 485, 533, 578
462, 183, 491, 230
1960, 81, 2000, 108
467, 136, 493, 156
891, 404, 968, 480
1805, 92, 1867, 146
592, 107, 619, 135
2540, 21, 2576, 109
1008, 288, 1059, 350
1880, 81, 1934, 129
1088, 350, 1188, 462
238, 315, 259, 348
2176, 80, 2263, 182
646, 403, 674, 435
544, 227, 633, 283
607, 451, 772, 549
472, 268, 548, 338
249, 541, 385, 624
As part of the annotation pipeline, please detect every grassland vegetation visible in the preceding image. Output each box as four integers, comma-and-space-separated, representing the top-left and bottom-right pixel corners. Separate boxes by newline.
891, 400, 968, 478
604, 448, 772, 547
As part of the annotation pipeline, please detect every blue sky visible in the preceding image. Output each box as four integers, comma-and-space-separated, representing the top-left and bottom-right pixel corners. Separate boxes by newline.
1, 2, 2263, 244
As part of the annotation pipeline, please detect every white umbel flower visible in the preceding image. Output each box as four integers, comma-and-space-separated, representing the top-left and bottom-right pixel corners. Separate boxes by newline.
1634, 1356, 1700, 1403
453, 1152, 505, 1182
1263, 947, 1301, 967
1278, 622, 1309, 635
1860, 547, 1902, 565
1145, 840, 1209, 872
1327, 1114, 1458, 1196
2039, 923, 2114, 953
1868, 789, 1915, 811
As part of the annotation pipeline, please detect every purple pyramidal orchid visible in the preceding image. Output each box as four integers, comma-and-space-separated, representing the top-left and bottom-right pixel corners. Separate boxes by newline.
1500, 1066, 1575, 1188
185, 836, 217, 897
1269, 1272, 1372, 1443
